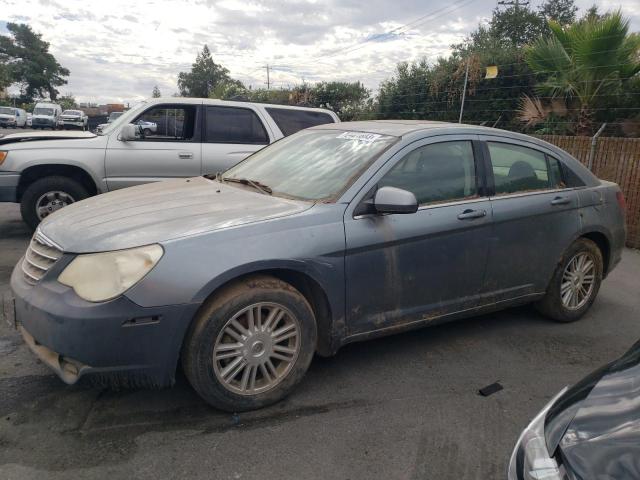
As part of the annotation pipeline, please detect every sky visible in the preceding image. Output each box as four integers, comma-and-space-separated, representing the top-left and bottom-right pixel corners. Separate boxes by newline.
1, 0, 639, 104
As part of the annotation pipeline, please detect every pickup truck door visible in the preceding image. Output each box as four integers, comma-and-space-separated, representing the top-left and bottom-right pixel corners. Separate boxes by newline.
200, 105, 273, 176
104, 103, 202, 190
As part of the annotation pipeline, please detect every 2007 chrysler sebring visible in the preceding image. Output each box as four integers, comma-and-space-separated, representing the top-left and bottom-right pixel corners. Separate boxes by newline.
6, 121, 626, 411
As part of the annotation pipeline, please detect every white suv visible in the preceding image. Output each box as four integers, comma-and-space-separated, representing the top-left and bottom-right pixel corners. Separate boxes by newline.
0, 98, 339, 229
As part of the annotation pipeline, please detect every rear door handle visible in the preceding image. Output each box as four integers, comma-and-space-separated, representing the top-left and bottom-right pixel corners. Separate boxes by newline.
550, 196, 571, 206
178, 152, 193, 159
457, 209, 486, 220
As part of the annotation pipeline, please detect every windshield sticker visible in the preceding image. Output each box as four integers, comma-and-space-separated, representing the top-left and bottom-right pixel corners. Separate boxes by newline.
336, 132, 382, 143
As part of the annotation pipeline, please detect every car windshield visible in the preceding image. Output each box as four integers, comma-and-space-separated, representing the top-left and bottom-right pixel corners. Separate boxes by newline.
63, 110, 81, 115
222, 129, 398, 201
0, 107, 14, 115
34, 107, 54, 115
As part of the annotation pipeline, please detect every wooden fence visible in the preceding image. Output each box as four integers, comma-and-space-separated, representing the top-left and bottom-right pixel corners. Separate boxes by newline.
537, 135, 640, 249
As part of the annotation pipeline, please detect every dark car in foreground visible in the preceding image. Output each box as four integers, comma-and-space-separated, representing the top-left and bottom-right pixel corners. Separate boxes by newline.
508, 340, 640, 480
4, 121, 626, 411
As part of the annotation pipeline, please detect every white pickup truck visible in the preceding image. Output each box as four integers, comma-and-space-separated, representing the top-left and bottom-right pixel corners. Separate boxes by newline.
60, 110, 89, 130
0, 98, 339, 229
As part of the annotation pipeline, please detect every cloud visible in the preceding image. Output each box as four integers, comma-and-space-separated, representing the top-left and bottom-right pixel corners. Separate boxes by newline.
1, 0, 637, 103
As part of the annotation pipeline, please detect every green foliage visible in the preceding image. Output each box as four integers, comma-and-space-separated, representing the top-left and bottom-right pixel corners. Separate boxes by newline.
57, 94, 77, 111
0, 23, 69, 102
539, 0, 578, 25
177, 45, 235, 98
525, 10, 640, 134
310, 81, 370, 120
152, 85, 161, 98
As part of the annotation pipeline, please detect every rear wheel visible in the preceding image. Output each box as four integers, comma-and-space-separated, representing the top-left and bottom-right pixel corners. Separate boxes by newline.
20, 176, 89, 230
535, 238, 603, 322
182, 276, 317, 411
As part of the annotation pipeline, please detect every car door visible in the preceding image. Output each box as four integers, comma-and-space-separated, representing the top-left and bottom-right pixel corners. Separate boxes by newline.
344, 136, 492, 335
480, 136, 580, 299
200, 105, 272, 175
104, 102, 202, 190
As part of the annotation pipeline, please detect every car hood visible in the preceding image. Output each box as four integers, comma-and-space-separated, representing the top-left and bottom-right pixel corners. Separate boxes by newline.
550, 340, 640, 478
39, 176, 313, 253
0, 130, 96, 146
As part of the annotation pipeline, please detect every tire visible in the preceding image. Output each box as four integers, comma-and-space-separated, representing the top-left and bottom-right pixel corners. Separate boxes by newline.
143, 128, 152, 136
182, 275, 317, 412
20, 176, 90, 230
535, 238, 603, 322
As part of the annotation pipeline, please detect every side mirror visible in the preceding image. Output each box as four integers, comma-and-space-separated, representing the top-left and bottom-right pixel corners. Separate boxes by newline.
119, 123, 138, 141
374, 186, 418, 214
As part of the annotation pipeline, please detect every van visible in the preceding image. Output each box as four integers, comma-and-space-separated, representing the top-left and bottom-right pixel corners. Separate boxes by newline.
0, 107, 27, 128
31, 102, 62, 130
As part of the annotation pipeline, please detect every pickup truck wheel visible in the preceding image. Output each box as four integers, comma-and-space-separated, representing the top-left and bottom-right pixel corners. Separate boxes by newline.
143, 128, 152, 136
535, 238, 603, 322
20, 176, 89, 230
182, 276, 317, 412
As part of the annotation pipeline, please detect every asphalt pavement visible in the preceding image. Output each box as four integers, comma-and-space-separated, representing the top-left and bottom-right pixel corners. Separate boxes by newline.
1, 202, 639, 480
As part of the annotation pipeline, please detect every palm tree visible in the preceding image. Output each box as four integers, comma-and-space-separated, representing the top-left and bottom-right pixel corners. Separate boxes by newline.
525, 11, 640, 134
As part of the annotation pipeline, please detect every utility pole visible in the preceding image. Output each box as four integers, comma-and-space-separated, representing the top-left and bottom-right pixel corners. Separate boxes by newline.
458, 58, 470, 124
266, 65, 270, 90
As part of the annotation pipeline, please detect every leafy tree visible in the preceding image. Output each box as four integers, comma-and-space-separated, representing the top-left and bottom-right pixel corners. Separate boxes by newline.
177, 45, 234, 98
525, 10, 640, 134
488, 4, 548, 47
311, 81, 370, 121
152, 85, 161, 98
539, 0, 578, 25
209, 79, 249, 101
57, 94, 77, 111
0, 23, 69, 102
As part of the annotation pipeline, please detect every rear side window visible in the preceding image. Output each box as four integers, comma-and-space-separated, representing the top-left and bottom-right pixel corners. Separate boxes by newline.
205, 106, 269, 144
379, 141, 478, 206
488, 142, 558, 195
265, 108, 334, 136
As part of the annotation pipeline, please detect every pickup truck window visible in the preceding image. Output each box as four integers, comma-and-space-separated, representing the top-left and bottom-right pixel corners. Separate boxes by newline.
205, 106, 269, 145
265, 108, 334, 136
133, 105, 197, 142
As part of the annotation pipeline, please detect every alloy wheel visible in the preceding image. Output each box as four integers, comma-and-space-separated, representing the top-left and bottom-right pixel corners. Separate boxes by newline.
35, 191, 76, 220
561, 252, 596, 310
213, 302, 301, 396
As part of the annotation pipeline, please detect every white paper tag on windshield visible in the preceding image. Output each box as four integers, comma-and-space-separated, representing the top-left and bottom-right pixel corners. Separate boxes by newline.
336, 131, 382, 143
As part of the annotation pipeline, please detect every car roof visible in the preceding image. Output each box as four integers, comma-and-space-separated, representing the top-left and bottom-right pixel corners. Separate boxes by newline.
309, 119, 538, 138
148, 97, 336, 116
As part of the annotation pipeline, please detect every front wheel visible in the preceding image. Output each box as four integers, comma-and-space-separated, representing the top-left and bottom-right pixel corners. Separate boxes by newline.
182, 276, 317, 411
20, 176, 90, 230
535, 238, 603, 322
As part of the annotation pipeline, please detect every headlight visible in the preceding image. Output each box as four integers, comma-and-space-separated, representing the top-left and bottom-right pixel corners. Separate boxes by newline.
508, 387, 569, 480
58, 244, 163, 302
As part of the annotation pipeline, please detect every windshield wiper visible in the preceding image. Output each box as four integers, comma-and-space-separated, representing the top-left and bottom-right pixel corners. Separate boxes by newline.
221, 176, 272, 195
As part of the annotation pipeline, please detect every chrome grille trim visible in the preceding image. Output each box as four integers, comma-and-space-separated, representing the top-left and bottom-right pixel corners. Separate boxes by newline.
21, 230, 63, 285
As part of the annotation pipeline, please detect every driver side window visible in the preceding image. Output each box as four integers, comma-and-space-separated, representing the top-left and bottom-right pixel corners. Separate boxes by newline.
379, 141, 478, 206
133, 105, 197, 142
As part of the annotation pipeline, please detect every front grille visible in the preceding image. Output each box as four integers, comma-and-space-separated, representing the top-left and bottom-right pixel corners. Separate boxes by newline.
21, 231, 63, 285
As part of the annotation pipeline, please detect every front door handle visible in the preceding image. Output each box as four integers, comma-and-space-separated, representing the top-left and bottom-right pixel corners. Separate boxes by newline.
550, 196, 571, 206
178, 152, 193, 159
457, 209, 486, 220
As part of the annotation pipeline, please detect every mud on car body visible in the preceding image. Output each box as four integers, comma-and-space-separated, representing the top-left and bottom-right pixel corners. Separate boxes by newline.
6, 121, 626, 411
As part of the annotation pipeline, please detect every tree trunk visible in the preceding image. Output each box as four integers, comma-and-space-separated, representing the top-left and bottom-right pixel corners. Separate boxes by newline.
575, 104, 593, 136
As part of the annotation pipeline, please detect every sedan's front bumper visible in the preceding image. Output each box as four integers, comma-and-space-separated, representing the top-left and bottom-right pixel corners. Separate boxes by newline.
10, 258, 200, 387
